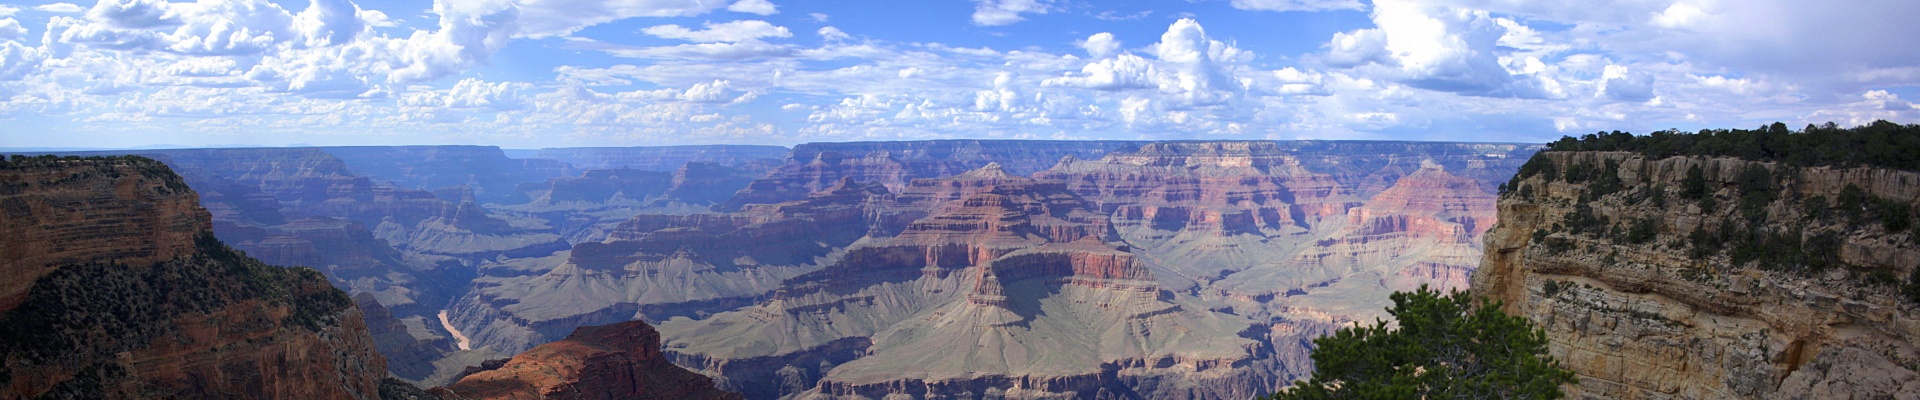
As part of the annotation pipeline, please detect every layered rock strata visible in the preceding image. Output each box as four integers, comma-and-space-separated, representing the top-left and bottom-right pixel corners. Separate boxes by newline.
451, 179, 892, 356
1473, 151, 1920, 399
0, 155, 388, 399
661, 164, 1281, 399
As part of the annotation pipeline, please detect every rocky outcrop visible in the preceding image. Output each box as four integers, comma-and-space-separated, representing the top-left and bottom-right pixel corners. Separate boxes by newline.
0, 156, 208, 311
0, 155, 388, 399
1471, 151, 1920, 399
445, 320, 739, 400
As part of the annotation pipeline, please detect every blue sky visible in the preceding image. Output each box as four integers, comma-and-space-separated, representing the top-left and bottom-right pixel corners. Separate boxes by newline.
0, 0, 1916, 148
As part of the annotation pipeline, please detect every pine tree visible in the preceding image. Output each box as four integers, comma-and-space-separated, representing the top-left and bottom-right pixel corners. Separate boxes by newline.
1271, 286, 1577, 399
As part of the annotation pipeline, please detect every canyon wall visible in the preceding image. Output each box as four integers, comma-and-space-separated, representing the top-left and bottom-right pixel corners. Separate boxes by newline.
1473, 151, 1920, 399
0, 155, 388, 399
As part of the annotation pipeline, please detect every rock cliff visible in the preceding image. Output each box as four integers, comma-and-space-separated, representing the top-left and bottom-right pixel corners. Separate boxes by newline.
445, 320, 739, 400
1472, 150, 1920, 399
0, 155, 389, 399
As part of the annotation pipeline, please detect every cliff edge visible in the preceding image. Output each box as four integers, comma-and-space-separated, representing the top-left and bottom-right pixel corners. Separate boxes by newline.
1472, 125, 1920, 399
0, 155, 389, 399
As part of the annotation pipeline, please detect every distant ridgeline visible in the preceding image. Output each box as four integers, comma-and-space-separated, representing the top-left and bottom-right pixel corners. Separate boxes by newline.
1472, 120, 1920, 399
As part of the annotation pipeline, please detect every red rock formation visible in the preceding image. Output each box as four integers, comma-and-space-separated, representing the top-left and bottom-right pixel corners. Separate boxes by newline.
446, 320, 739, 400
0, 155, 388, 400
0, 156, 209, 311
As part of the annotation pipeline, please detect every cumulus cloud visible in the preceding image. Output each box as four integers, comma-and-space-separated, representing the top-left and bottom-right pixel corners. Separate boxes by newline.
35, 3, 85, 13
971, 0, 1051, 26
1320, 0, 1559, 98
1078, 32, 1118, 59
0, 19, 24, 40
0, 40, 49, 80
817, 26, 849, 42
1229, 0, 1364, 12
727, 0, 777, 15
1600, 64, 1654, 102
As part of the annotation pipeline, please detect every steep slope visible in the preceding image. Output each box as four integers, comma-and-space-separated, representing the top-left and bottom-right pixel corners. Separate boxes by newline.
660, 164, 1281, 399
0, 155, 388, 399
1473, 147, 1920, 398
446, 320, 739, 400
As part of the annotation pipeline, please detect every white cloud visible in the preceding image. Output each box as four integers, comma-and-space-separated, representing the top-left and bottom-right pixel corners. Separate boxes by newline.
1078, 32, 1118, 59
0, 40, 49, 80
1600, 64, 1654, 102
35, 3, 85, 13
808, 12, 828, 22
0, 6, 17, 18
971, 0, 1051, 26
1319, 0, 1559, 98
642, 20, 790, 43
513, 0, 732, 38
727, 0, 778, 15
1229, 0, 1364, 12
817, 26, 849, 42
0, 19, 24, 40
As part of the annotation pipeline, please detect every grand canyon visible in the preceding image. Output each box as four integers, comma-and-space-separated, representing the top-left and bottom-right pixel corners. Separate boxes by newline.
4, 140, 1534, 398
5, 0, 1918, 398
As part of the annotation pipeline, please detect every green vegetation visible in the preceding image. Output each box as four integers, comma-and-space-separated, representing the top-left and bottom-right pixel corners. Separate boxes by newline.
1271, 286, 1577, 400
1543, 120, 1920, 172
1905, 265, 1920, 304
0, 233, 352, 388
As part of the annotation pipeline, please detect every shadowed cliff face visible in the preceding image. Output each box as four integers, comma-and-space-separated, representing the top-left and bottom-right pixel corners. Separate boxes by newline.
0, 155, 387, 399
1472, 152, 1920, 399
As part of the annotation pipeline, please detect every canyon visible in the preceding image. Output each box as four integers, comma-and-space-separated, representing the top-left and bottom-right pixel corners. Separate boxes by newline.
11, 140, 1534, 398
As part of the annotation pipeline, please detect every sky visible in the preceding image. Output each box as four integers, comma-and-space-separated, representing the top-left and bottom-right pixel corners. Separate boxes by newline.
0, 0, 1917, 149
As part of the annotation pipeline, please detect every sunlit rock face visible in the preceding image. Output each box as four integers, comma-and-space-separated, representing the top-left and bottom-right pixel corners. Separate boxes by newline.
1473, 151, 1920, 399
447, 320, 739, 400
